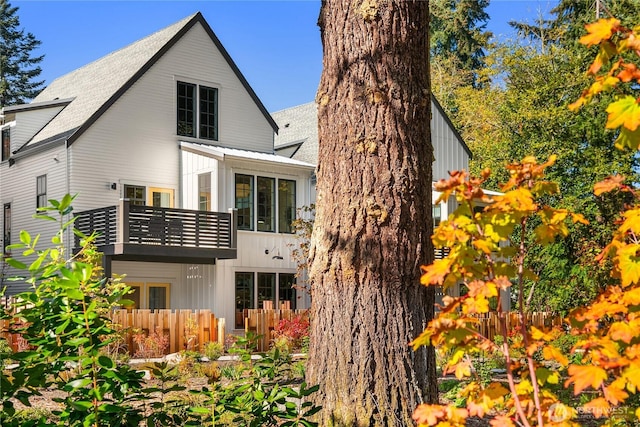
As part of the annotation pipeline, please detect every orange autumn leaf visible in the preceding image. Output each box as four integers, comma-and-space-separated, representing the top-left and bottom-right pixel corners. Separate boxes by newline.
420, 259, 451, 286
413, 404, 446, 426
543, 344, 569, 367
489, 415, 516, 427
609, 320, 636, 344
582, 397, 610, 418
566, 365, 608, 394
594, 175, 626, 195
603, 383, 629, 405
580, 18, 621, 47
605, 95, 640, 131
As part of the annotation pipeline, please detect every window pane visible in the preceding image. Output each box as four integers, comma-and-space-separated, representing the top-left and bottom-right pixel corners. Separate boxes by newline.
177, 82, 196, 137
3, 203, 10, 254
257, 273, 276, 309
198, 173, 211, 211
257, 177, 275, 232
278, 179, 296, 233
2, 129, 10, 161
235, 272, 254, 328
235, 174, 253, 230
124, 185, 146, 206
36, 175, 47, 209
278, 273, 296, 310
433, 204, 441, 227
148, 286, 167, 310
199, 86, 218, 140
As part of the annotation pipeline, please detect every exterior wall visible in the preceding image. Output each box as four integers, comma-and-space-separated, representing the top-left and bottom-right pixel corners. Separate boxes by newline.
68, 21, 274, 214
0, 143, 68, 294
431, 102, 470, 181
6, 106, 65, 151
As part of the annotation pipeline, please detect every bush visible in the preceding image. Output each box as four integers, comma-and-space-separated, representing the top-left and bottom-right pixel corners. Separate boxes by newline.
273, 314, 310, 351
133, 327, 169, 359
203, 341, 224, 360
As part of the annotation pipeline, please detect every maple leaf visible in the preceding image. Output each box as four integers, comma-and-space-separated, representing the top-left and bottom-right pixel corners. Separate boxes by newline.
609, 320, 635, 343
454, 360, 472, 379
582, 397, 610, 418
566, 365, 608, 394
580, 18, 621, 46
413, 404, 446, 426
421, 259, 452, 285
594, 175, 626, 195
616, 244, 640, 287
603, 382, 629, 405
614, 126, 640, 151
606, 96, 640, 131
543, 345, 569, 367
489, 415, 516, 427
617, 62, 640, 83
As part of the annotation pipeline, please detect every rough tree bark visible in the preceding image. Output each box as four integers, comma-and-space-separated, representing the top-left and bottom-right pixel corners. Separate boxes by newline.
307, 1, 437, 426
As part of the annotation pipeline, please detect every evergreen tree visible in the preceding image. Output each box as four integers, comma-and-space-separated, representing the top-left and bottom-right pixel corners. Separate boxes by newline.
0, 0, 44, 107
430, 0, 491, 87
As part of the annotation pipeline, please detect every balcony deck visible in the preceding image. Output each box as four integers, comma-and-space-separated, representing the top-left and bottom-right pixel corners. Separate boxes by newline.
74, 200, 237, 264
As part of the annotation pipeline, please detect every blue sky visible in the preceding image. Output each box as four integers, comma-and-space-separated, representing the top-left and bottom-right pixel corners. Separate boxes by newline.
13, 0, 558, 112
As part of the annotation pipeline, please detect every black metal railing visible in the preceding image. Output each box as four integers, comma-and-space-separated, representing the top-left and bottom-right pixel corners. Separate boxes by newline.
74, 200, 236, 251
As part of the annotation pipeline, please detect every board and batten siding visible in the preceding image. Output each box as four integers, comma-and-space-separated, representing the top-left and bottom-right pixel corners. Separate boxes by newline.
180, 150, 220, 211
431, 101, 470, 181
0, 144, 68, 294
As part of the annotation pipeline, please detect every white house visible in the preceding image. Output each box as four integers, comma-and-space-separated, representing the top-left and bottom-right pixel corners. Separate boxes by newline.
0, 12, 315, 331
271, 99, 510, 311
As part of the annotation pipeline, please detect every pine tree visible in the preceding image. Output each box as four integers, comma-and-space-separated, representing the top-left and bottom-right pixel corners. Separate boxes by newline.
0, 0, 44, 107
430, 0, 491, 87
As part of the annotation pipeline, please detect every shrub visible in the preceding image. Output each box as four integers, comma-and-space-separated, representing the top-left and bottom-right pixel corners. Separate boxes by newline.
273, 313, 310, 350
133, 327, 169, 359
203, 340, 224, 361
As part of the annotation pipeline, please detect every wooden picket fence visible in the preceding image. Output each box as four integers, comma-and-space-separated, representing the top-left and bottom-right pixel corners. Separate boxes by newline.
244, 309, 563, 352
0, 309, 225, 357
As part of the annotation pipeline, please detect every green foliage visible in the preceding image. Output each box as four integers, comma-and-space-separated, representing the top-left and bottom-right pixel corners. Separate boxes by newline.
203, 340, 224, 361
0, 197, 321, 426
0, 0, 44, 106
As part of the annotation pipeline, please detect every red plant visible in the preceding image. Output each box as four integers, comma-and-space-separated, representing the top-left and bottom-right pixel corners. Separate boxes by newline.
274, 314, 309, 349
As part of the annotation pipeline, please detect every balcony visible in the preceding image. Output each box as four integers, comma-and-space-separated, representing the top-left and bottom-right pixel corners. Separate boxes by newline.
74, 199, 237, 264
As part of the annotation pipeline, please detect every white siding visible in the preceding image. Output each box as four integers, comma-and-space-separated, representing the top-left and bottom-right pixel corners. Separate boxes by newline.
0, 144, 68, 293
9, 106, 66, 151
431, 101, 470, 181
68, 21, 274, 212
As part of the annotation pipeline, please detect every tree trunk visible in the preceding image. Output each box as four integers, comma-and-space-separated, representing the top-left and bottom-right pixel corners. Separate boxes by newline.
307, 1, 437, 426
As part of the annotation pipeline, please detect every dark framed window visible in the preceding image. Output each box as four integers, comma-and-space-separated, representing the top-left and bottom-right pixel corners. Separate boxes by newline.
257, 177, 275, 232
235, 272, 254, 328
199, 86, 218, 140
433, 204, 442, 227
278, 179, 296, 233
278, 273, 296, 310
177, 81, 218, 141
36, 175, 47, 209
257, 273, 276, 309
2, 128, 10, 161
177, 82, 196, 137
3, 203, 11, 255
124, 184, 146, 206
235, 174, 254, 230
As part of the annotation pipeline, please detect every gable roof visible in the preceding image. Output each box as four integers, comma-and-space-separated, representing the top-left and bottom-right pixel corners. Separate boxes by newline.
16, 12, 277, 154
272, 97, 472, 166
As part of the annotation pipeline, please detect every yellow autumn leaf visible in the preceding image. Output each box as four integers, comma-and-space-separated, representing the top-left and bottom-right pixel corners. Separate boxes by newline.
580, 18, 621, 46
616, 244, 640, 287
543, 345, 569, 367
454, 360, 472, 379
531, 326, 555, 341
614, 126, 640, 151
420, 259, 451, 285
413, 404, 446, 426
606, 96, 640, 131
609, 321, 636, 344
566, 365, 608, 394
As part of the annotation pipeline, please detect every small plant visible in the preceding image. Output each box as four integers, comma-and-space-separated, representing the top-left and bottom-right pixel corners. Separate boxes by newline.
133, 326, 169, 359
203, 340, 224, 361
183, 316, 198, 352
273, 314, 310, 351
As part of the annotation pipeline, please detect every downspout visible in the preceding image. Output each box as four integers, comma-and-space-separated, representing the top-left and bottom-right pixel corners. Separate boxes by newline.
65, 138, 71, 250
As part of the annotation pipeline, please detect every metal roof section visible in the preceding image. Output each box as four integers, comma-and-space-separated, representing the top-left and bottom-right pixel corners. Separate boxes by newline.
1, 97, 75, 114
180, 141, 316, 169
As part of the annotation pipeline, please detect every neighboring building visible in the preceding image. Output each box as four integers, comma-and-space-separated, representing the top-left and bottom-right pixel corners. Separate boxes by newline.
272, 99, 511, 311
0, 13, 315, 331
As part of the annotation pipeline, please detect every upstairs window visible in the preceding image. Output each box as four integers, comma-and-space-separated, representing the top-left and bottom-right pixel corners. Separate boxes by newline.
36, 175, 47, 209
235, 174, 297, 233
177, 81, 218, 141
2, 128, 10, 161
